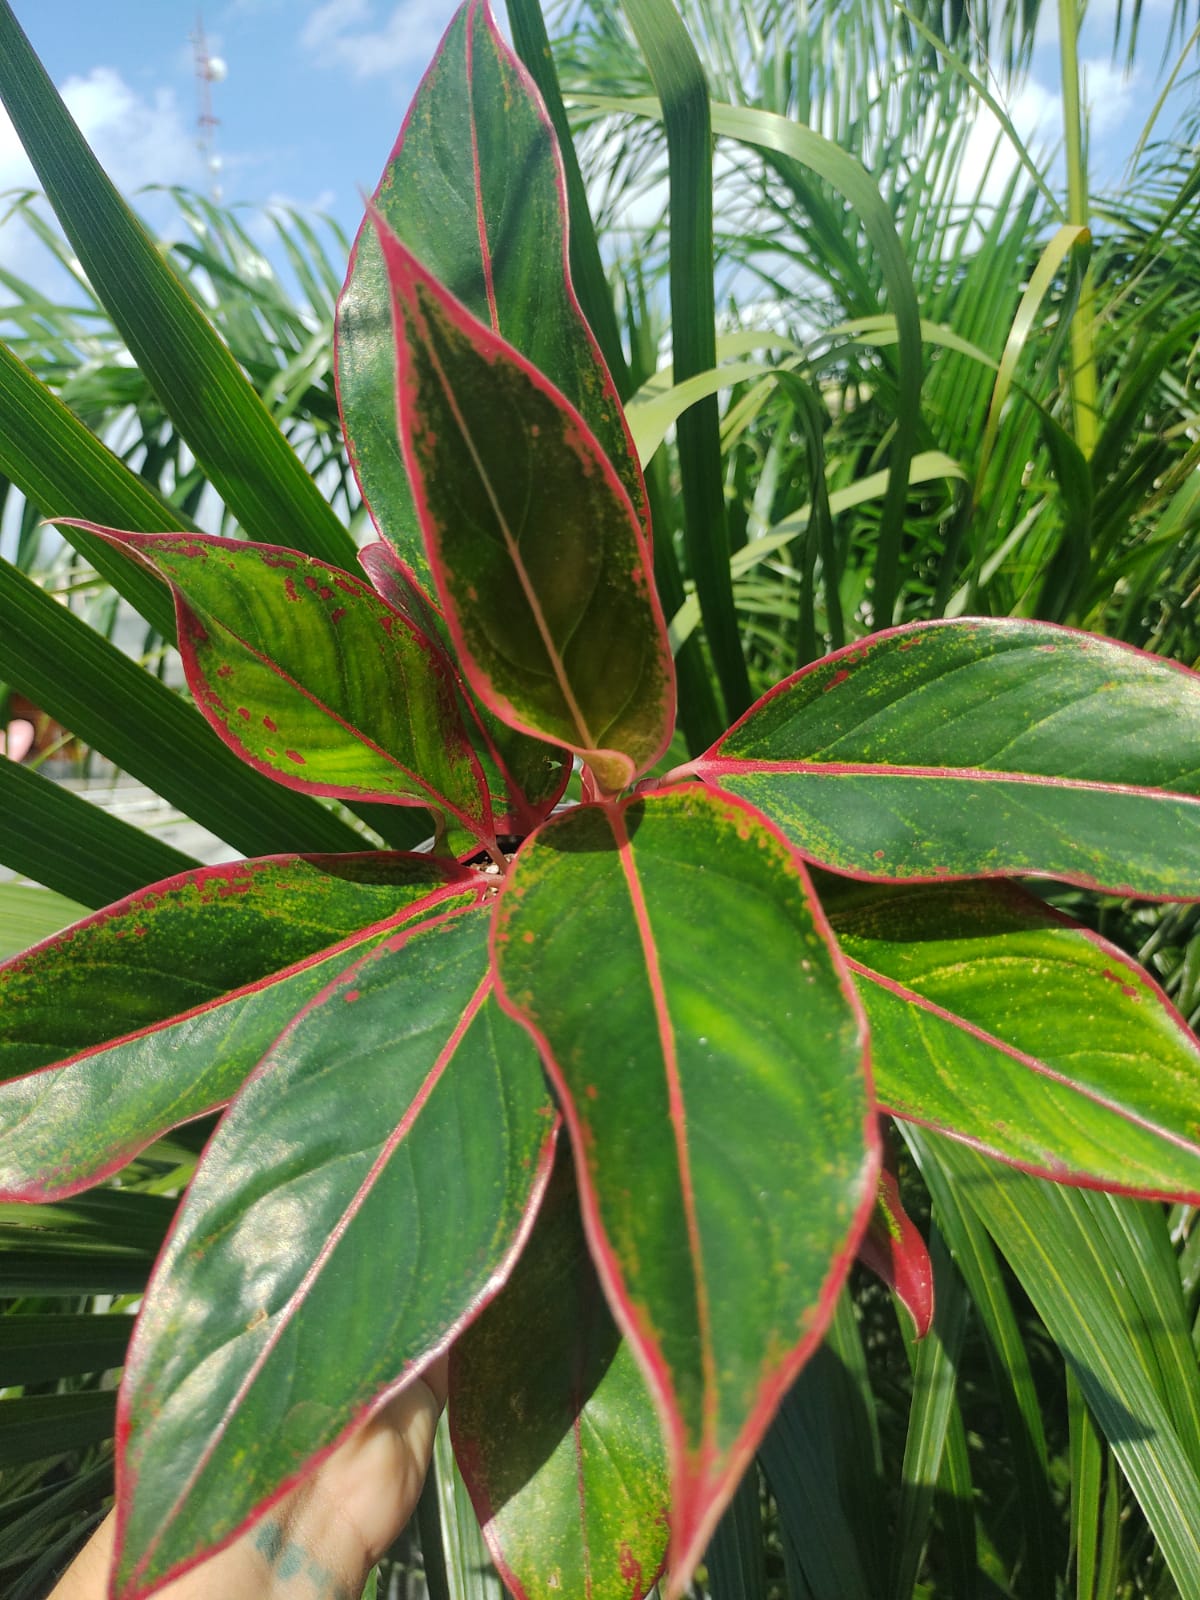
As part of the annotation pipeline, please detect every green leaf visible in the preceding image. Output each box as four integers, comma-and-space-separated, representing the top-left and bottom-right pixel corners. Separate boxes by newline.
826, 878, 1200, 1199
492, 785, 875, 1579
0, 3, 355, 569
0, 1190, 173, 1297
83, 527, 492, 839
909, 1131, 1200, 1599
694, 620, 1200, 898
622, 0, 751, 722
0, 342, 183, 639
0, 1313, 132, 1385
451, 1145, 669, 1600
338, 0, 648, 597
0, 883, 88, 961
0, 855, 474, 1199
0, 1391, 117, 1467
376, 225, 674, 793
0, 553, 367, 859
0, 756, 196, 909
113, 904, 556, 1599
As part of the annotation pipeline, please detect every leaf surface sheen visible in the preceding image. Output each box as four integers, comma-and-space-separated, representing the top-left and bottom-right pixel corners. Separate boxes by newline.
696, 619, 1200, 897
0, 855, 475, 1200
377, 224, 674, 793
113, 903, 557, 1599
337, 0, 649, 597
451, 1146, 670, 1600
828, 878, 1200, 1200
492, 784, 876, 1580
82, 525, 492, 838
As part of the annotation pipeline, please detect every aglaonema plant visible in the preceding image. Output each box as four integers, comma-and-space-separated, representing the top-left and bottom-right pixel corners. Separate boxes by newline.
5, 4, 1200, 1597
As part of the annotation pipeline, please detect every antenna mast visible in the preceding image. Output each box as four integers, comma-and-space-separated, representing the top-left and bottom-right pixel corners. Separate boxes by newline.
191, 13, 227, 202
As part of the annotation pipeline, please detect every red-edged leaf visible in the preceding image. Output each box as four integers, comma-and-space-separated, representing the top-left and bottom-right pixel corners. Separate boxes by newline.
361, 539, 568, 830
336, 0, 649, 601
74, 525, 493, 839
491, 785, 876, 1583
690, 619, 1200, 898
451, 1143, 670, 1600
112, 902, 557, 1599
0, 854, 475, 1199
856, 1143, 933, 1337
375, 220, 674, 796
829, 878, 1200, 1201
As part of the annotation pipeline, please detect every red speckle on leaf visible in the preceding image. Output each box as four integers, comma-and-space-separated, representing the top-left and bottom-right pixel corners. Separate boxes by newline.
1102, 967, 1141, 999
285, 749, 306, 765
344, 989, 360, 1003
260, 550, 297, 569
216, 664, 233, 679
334, 576, 359, 596
216, 878, 252, 897
874, 849, 886, 859
133, 925, 148, 938
521, 930, 535, 944
304, 575, 321, 592
1035, 643, 1058, 653
319, 585, 334, 601
283, 577, 300, 603
331, 607, 346, 625
380, 614, 395, 636
265, 747, 278, 759
236, 707, 251, 721
825, 668, 851, 691
584, 1085, 598, 1100
535, 1104, 555, 1119
262, 716, 277, 732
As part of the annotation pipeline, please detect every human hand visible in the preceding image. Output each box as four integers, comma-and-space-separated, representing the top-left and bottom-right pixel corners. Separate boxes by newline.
49, 1358, 447, 1600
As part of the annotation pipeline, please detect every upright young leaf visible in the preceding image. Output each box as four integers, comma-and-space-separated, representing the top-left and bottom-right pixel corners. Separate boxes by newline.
451, 1146, 670, 1600
691, 620, 1200, 897
856, 1150, 934, 1338
827, 877, 1200, 1199
113, 905, 557, 1600
337, 0, 649, 597
79, 526, 493, 840
377, 226, 675, 794
0, 855, 475, 1199
492, 785, 876, 1580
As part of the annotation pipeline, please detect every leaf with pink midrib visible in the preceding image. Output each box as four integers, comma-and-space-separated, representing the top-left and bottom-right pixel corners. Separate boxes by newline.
78, 524, 493, 839
829, 877, 1200, 1201
112, 903, 557, 1599
693, 618, 1200, 898
492, 785, 876, 1584
0, 856, 476, 1200
376, 224, 674, 794
336, 0, 649, 597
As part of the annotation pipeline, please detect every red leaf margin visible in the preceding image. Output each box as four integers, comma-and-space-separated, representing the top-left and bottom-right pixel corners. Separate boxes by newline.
333, 0, 653, 595
683, 617, 1200, 901
0, 854, 478, 1203
109, 899, 562, 1600
374, 218, 675, 795
489, 784, 880, 1590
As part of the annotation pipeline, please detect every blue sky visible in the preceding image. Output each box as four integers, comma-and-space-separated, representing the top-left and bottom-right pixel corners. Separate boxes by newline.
0, 0, 1191, 296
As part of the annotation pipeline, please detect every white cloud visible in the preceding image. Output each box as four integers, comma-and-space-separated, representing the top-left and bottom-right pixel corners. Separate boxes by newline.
0, 67, 201, 201
300, 0, 453, 79
1080, 56, 1139, 138
956, 76, 1063, 215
